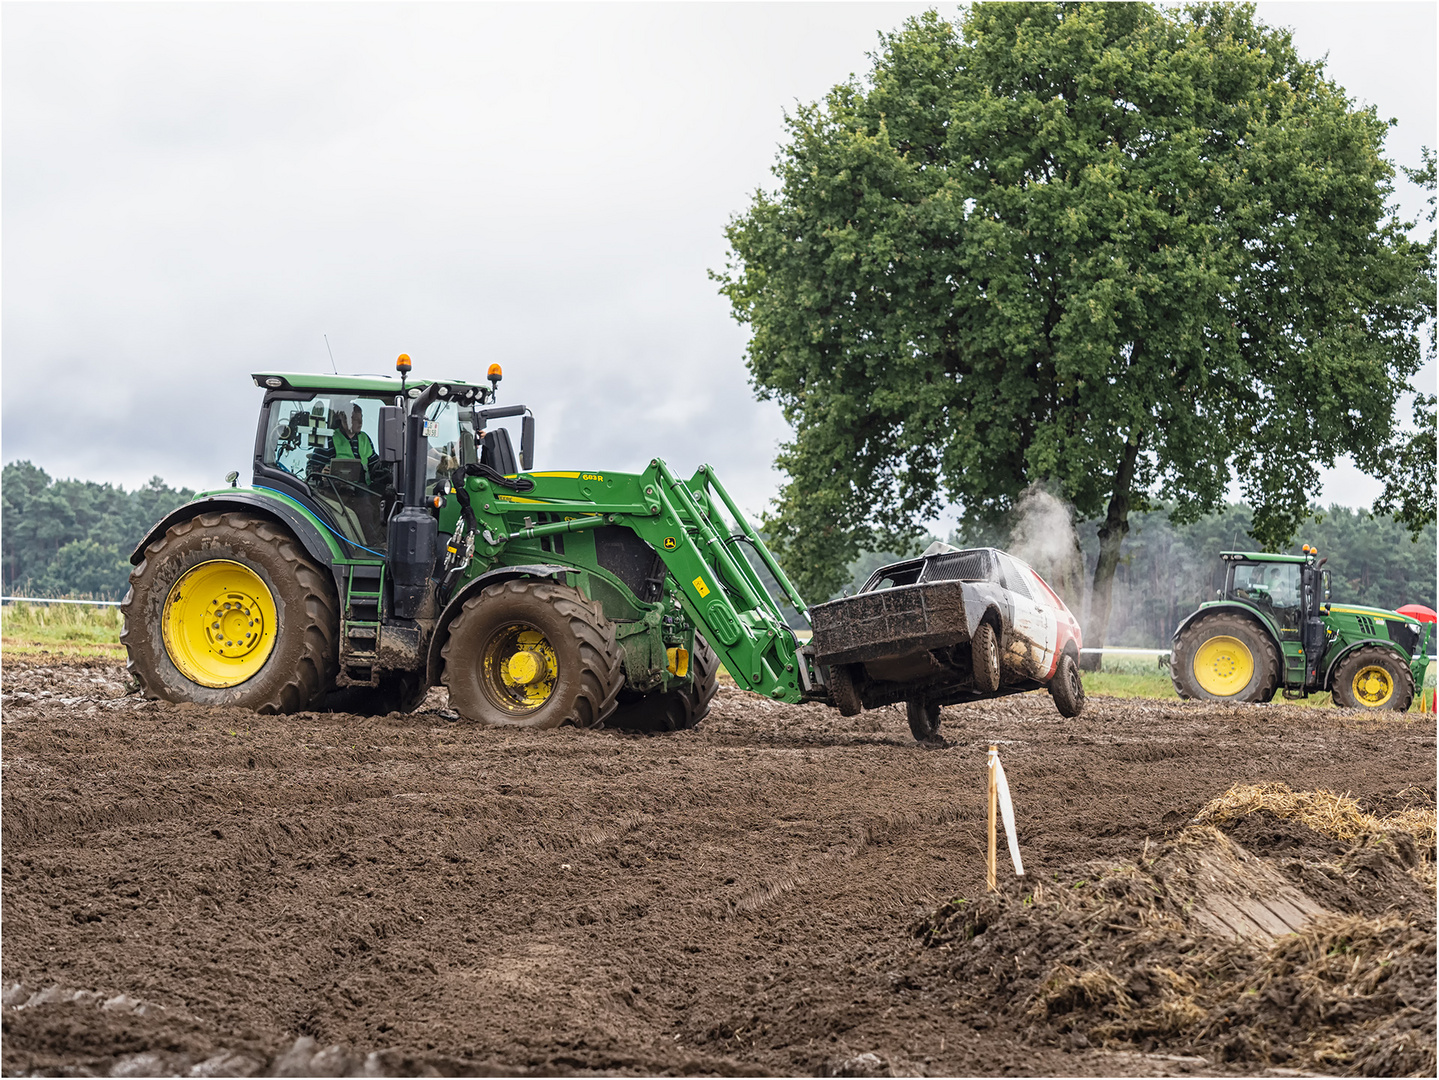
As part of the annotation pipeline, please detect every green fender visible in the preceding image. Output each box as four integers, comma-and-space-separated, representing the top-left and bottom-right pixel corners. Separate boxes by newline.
130, 489, 346, 572
1320, 638, 1417, 691
1171, 601, 1282, 647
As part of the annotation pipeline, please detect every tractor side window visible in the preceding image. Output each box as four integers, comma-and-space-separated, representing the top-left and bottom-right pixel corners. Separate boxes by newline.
1231, 561, 1302, 629
263, 394, 390, 549
420, 400, 477, 492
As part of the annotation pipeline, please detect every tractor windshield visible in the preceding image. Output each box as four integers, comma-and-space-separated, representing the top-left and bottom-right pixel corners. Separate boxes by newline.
419, 398, 479, 491
1230, 561, 1303, 632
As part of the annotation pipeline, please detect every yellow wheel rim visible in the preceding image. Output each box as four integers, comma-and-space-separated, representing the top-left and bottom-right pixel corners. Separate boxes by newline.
1351, 665, 1394, 708
1193, 635, 1254, 697
162, 560, 278, 688
481, 623, 558, 714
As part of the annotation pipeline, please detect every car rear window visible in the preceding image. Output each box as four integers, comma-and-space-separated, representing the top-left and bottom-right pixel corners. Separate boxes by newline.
921, 549, 995, 584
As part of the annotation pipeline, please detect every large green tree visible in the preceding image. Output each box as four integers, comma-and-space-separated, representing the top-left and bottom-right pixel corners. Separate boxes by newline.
717, 2, 1433, 652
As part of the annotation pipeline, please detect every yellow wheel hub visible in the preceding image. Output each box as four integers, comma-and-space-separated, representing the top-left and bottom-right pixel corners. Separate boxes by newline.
482, 624, 558, 713
1193, 635, 1254, 697
162, 560, 277, 688
1351, 665, 1394, 707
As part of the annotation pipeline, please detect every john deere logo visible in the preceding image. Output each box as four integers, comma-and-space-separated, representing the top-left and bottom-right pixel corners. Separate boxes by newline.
663, 537, 677, 550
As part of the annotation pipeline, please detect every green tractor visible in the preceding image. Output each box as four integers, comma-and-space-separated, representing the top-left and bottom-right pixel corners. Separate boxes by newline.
121, 356, 824, 728
1169, 548, 1432, 711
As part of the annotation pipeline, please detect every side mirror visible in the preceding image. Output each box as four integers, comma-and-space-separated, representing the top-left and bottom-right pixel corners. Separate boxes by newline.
521, 414, 535, 471
377, 405, 404, 462
1322, 569, 1332, 603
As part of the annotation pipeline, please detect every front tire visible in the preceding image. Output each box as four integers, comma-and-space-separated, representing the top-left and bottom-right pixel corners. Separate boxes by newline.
972, 621, 1001, 693
612, 634, 720, 732
1049, 651, 1085, 717
120, 513, 339, 713
1331, 646, 1414, 711
1170, 613, 1279, 704
441, 579, 624, 728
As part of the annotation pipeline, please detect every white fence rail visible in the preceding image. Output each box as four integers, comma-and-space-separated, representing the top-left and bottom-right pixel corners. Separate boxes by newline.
2, 596, 122, 607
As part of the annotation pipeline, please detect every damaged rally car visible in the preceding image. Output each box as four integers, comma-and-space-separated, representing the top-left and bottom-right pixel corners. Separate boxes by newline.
810, 543, 1085, 741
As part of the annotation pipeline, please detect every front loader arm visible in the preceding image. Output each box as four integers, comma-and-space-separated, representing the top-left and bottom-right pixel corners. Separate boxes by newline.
622, 460, 814, 702
458, 458, 818, 703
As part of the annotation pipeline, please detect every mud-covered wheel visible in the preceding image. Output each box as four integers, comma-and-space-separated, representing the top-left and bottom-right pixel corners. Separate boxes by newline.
120, 512, 339, 713
613, 634, 720, 733
906, 697, 942, 741
1049, 651, 1085, 717
828, 663, 863, 716
1331, 646, 1414, 711
1170, 612, 1279, 704
972, 621, 1001, 693
441, 579, 624, 728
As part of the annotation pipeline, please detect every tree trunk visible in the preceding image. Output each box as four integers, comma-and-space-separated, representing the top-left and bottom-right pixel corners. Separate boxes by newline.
1080, 434, 1143, 672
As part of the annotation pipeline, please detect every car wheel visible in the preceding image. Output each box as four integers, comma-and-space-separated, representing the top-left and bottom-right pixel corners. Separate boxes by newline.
972, 621, 1001, 693
1049, 651, 1085, 717
828, 663, 863, 716
906, 697, 942, 741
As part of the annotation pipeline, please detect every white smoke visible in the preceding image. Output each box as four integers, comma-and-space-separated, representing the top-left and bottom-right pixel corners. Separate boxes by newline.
1007, 484, 1086, 616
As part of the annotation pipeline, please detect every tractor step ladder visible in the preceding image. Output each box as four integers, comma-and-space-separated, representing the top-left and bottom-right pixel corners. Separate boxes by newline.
1282, 643, 1307, 693
337, 561, 385, 687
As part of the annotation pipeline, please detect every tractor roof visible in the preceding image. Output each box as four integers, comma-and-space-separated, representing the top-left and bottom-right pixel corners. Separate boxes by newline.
1220, 551, 1311, 564
251, 371, 487, 394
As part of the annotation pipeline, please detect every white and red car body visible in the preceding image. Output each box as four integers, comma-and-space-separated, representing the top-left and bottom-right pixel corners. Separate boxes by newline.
809, 545, 1083, 710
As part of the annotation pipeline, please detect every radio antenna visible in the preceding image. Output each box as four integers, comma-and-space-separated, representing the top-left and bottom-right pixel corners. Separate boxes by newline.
324, 334, 338, 374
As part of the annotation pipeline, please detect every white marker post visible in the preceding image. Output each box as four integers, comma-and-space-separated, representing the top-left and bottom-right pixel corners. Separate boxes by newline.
986, 745, 998, 891
986, 745, 1024, 891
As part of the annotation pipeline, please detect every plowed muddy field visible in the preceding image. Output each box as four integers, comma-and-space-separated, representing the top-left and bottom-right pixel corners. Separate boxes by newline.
3, 653, 1434, 1077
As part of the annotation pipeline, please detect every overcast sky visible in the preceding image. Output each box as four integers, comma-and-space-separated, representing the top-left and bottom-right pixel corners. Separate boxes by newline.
3, 1, 1434, 526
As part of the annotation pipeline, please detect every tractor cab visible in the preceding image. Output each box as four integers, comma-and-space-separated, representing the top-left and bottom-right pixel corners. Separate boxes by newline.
1220, 549, 1330, 684
1221, 552, 1328, 636
249, 370, 513, 554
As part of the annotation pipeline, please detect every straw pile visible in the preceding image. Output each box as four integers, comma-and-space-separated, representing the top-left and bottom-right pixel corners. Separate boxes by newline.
1194, 782, 1436, 870
917, 799, 1436, 1077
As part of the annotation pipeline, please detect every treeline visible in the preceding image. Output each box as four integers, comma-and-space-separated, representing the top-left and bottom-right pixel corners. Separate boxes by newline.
848, 503, 1437, 647
2, 462, 195, 601
3, 460, 1433, 638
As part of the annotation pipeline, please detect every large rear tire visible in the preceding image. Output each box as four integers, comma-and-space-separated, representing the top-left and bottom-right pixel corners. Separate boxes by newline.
613, 634, 720, 732
1170, 612, 1279, 704
441, 579, 624, 728
120, 512, 339, 713
1331, 646, 1414, 711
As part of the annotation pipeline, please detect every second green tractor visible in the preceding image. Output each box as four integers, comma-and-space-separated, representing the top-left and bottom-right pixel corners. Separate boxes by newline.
1170, 549, 1432, 711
